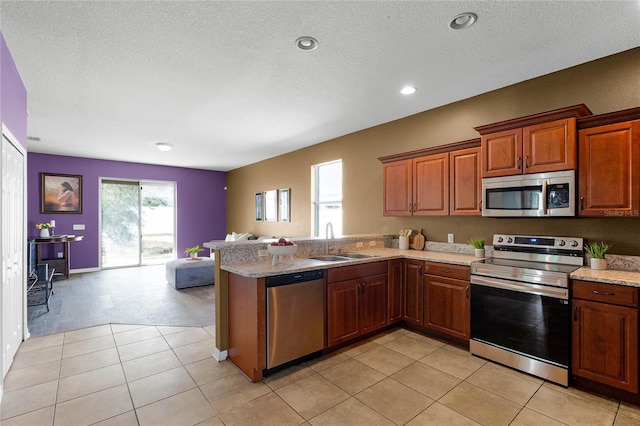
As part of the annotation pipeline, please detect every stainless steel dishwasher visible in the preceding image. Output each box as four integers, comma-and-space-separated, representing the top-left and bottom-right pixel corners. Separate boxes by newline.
265, 270, 325, 373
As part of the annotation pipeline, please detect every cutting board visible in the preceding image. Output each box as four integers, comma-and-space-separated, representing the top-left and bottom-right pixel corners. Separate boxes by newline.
410, 229, 426, 250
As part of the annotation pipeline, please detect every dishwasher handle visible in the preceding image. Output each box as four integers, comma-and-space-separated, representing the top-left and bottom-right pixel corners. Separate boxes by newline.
266, 269, 324, 287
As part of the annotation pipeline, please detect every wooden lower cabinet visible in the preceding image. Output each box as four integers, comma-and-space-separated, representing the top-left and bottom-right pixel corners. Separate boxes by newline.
327, 262, 388, 347
423, 262, 470, 340
403, 259, 423, 326
387, 259, 403, 323
572, 280, 639, 393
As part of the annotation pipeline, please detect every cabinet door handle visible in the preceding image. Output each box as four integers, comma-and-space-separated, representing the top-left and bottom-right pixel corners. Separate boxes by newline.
517, 156, 522, 170
408, 203, 413, 213
478, 200, 482, 209
524, 155, 529, 169
466, 286, 470, 299
580, 196, 584, 211
574, 305, 578, 321
592, 290, 615, 296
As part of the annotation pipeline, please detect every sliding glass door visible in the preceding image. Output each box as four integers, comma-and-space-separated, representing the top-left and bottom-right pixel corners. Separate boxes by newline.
100, 179, 176, 268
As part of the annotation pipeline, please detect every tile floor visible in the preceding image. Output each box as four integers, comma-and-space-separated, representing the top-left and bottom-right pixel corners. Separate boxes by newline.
1, 325, 639, 426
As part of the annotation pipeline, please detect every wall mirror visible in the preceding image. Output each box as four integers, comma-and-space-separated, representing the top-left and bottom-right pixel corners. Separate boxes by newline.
264, 190, 278, 222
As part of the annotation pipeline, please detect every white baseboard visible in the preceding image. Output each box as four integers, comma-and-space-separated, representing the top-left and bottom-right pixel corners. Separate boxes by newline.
213, 348, 227, 362
70, 267, 100, 275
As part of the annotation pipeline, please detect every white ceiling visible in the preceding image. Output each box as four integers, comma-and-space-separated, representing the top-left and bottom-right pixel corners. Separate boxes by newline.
1, 1, 639, 171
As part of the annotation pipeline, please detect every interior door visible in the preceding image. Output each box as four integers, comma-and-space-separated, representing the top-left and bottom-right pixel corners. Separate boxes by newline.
100, 179, 175, 268
2, 130, 25, 379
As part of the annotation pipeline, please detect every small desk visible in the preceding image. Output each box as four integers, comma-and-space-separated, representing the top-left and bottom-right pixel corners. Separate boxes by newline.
33, 235, 84, 280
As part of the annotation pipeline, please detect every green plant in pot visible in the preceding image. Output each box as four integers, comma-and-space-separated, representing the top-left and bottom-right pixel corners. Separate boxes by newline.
584, 241, 610, 270
469, 237, 485, 257
184, 245, 204, 259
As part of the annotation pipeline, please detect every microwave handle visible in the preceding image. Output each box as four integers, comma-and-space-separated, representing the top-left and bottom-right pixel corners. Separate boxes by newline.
542, 179, 548, 215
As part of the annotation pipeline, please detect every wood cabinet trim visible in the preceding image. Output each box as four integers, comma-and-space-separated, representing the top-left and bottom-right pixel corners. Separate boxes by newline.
378, 138, 480, 163
577, 107, 640, 129
474, 104, 592, 135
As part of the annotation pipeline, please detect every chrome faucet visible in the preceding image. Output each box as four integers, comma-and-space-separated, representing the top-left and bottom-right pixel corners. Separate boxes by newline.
325, 222, 334, 254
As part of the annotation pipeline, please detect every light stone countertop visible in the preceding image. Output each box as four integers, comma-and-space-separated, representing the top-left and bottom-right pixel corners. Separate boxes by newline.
571, 267, 640, 288
220, 248, 480, 278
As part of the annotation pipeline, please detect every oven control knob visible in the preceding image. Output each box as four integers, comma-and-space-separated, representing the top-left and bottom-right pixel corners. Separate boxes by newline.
497, 237, 504, 243
507, 237, 513, 243
570, 240, 579, 247
558, 240, 566, 246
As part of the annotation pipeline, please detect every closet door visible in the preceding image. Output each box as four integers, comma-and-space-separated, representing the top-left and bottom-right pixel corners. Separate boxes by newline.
1, 129, 26, 379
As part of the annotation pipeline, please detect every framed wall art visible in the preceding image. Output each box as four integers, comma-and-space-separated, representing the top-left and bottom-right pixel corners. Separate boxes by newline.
279, 188, 290, 222
255, 192, 263, 221
264, 189, 278, 222
40, 173, 83, 214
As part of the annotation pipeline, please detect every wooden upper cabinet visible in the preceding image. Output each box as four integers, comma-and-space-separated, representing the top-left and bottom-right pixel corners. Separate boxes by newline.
577, 111, 640, 217
476, 104, 591, 178
450, 147, 481, 215
414, 153, 449, 216
382, 159, 412, 216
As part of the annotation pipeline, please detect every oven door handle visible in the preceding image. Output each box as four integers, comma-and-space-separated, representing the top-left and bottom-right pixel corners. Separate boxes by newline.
471, 275, 568, 300
542, 179, 548, 216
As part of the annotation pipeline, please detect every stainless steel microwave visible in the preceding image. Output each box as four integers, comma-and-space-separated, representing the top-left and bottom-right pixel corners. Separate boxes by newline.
482, 170, 575, 217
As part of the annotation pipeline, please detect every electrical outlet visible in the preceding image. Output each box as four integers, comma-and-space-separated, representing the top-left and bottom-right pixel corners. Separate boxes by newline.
356, 242, 364, 248
258, 249, 268, 257
73, 224, 85, 230
448, 233, 454, 243
57, 252, 63, 258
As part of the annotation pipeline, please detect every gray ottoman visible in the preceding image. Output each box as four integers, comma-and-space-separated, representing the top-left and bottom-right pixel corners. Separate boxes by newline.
166, 258, 215, 289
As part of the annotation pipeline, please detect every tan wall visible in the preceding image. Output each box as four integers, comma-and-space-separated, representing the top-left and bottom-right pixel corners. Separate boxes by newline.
227, 48, 640, 255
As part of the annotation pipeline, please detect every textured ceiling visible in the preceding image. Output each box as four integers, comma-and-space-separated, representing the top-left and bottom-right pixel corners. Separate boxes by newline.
1, 1, 639, 171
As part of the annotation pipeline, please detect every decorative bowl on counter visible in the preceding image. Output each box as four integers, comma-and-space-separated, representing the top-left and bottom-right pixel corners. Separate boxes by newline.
267, 244, 297, 266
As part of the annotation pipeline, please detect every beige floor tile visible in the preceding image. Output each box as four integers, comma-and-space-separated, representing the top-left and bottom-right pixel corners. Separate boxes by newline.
163, 327, 211, 348
305, 352, 350, 373
0, 405, 55, 426
203, 324, 216, 338
122, 349, 181, 382
184, 357, 237, 386
93, 410, 139, 426
276, 374, 350, 420
615, 413, 640, 426
263, 363, 316, 390
419, 345, 485, 380
510, 407, 565, 426
526, 385, 617, 426
200, 373, 272, 413
356, 377, 433, 425
64, 324, 112, 343
404, 330, 447, 346
308, 397, 394, 426
18, 333, 64, 353
111, 323, 147, 334
3, 360, 60, 391
136, 388, 216, 426
486, 361, 543, 385
113, 325, 161, 346
619, 402, 640, 421
128, 366, 197, 408
173, 338, 215, 364
542, 381, 620, 412
391, 362, 461, 400
439, 382, 521, 426
0, 380, 58, 420
59, 347, 120, 378
61, 334, 115, 359
53, 384, 133, 426
196, 416, 225, 426
383, 335, 441, 360
466, 364, 541, 405
319, 358, 385, 395
218, 392, 304, 426
156, 325, 197, 335
10, 345, 62, 370
355, 345, 414, 376
57, 363, 126, 403
369, 328, 406, 345
116, 335, 171, 362
406, 402, 481, 426
340, 339, 380, 357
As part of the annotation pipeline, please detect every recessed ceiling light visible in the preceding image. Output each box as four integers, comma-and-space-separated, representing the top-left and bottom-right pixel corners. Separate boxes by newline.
156, 143, 173, 152
401, 86, 417, 95
449, 12, 477, 30
296, 36, 318, 51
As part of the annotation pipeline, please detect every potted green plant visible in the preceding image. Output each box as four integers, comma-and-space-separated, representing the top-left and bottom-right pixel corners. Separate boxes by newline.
585, 241, 610, 270
469, 237, 485, 257
184, 245, 204, 260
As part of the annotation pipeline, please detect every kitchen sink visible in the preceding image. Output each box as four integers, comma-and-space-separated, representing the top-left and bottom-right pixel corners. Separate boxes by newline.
309, 255, 352, 262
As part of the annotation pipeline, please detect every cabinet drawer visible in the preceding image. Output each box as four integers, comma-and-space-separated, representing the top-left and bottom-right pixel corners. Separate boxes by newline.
327, 261, 388, 283
424, 262, 469, 281
573, 280, 639, 308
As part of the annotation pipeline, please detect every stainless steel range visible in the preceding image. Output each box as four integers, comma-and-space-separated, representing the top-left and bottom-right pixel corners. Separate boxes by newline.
470, 234, 584, 386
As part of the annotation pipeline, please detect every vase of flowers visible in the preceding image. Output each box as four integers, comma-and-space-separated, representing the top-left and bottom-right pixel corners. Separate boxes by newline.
36, 222, 52, 238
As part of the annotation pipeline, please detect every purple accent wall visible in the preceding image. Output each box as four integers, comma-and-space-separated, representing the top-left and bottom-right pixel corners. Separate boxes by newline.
27, 153, 227, 270
1, 32, 28, 147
